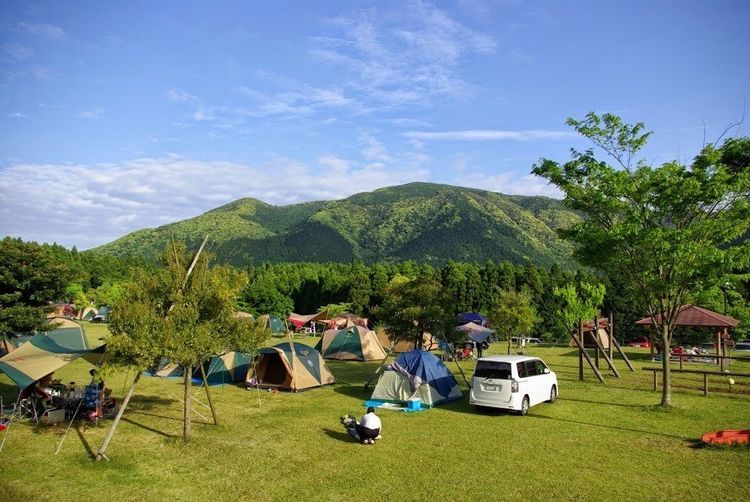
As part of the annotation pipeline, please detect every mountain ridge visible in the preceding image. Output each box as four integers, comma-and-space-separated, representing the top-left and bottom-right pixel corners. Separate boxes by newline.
92, 182, 579, 267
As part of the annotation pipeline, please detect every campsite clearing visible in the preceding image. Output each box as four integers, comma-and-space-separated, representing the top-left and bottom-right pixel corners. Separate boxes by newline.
1, 337, 748, 501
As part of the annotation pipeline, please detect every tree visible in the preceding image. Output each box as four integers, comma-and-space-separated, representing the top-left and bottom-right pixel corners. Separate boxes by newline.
488, 290, 539, 354
532, 112, 750, 405
552, 282, 606, 335
105, 241, 268, 449
375, 277, 458, 349
0, 237, 72, 336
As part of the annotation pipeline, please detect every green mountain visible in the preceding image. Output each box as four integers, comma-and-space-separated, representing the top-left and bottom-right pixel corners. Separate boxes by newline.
92, 182, 580, 267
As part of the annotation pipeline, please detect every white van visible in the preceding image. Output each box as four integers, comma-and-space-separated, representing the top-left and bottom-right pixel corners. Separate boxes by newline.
469, 355, 557, 415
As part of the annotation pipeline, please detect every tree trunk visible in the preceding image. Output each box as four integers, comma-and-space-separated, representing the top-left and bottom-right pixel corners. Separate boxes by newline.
96, 372, 142, 461
507, 337, 511, 355
183, 366, 192, 442
660, 323, 671, 406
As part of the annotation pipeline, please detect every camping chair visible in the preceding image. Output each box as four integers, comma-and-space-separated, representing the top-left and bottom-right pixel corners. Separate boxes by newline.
81, 385, 103, 423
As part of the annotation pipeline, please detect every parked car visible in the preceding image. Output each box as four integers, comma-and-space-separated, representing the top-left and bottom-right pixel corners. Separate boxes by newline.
470, 355, 557, 415
627, 336, 651, 348
735, 342, 750, 352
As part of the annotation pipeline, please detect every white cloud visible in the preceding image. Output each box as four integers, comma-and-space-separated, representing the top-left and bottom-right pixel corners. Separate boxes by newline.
455, 171, 562, 198
77, 107, 104, 119
311, 2, 496, 106
167, 89, 198, 103
18, 22, 66, 40
0, 156, 429, 249
6, 112, 29, 118
31, 66, 57, 79
3, 43, 34, 60
404, 129, 575, 141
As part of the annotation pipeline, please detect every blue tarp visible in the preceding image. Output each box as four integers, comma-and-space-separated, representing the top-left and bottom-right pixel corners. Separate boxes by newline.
457, 312, 487, 326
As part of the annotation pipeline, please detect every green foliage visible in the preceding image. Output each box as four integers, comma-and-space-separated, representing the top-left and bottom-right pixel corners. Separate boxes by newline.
488, 290, 539, 352
533, 112, 750, 404
375, 277, 458, 347
93, 183, 580, 267
552, 282, 606, 333
319, 302, 352, 317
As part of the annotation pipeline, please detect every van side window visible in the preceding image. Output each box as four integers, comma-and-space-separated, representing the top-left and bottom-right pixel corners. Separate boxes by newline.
517, 362, 528, 378
533, 359, 548, 375
524, 360, 538, 377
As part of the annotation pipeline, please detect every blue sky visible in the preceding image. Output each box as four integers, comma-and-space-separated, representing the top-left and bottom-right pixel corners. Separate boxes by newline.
1, 0, 749, 249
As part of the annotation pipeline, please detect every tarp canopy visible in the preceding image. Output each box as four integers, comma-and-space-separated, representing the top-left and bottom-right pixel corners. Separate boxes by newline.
635, 305, 740, 328
0, 320, 105, 388
288, 311, 328, 330
457, 312, 488, 326
324, 314, 369, 330
455, 322, 494, 343
376, 330, 440, 353
315, 326, 387, 361
249, 341, 335, 391
369, 350, 462, 407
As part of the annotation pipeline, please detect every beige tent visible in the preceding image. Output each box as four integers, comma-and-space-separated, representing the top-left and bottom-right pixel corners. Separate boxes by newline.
247, 341, 335, 392
77, 306, 98, 321
234, 311, 254, 319
315, 326, 387, 361
569, 327, 612, 349
324, 314, 369, 330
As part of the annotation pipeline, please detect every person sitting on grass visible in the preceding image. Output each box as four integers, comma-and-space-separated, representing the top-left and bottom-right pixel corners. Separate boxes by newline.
357, 406, 382, 445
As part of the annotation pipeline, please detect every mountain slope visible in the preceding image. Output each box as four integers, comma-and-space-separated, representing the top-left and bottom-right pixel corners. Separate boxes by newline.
93, 182, 579, 267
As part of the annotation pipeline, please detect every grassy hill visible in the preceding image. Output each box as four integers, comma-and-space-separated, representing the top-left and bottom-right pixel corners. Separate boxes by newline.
92, 182, 580, 267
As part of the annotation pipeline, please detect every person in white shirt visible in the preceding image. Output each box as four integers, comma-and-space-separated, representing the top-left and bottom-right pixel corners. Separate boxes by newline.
357, 407, 382, 445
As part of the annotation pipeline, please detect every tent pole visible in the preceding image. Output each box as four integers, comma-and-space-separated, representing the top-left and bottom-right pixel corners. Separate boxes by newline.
199, 364, 219, 425
96, 372, 141, 461
183, 366, 192, 441
55, 395, 85, 455
365, 353, 391, 390
578, 321, 584, 381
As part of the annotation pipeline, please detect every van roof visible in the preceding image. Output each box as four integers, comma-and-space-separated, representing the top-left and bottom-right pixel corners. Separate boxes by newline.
478, 355, 539, 363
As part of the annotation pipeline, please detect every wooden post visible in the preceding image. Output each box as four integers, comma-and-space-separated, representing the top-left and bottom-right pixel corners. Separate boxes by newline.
703, 373, 708, 396
570, 327, 605, 383
653, 370, 657, 391
199, 363, 218, 425
578, 321, 584, 381
611, 337, 635, 372
593, 317, 600, 369
608, 313, 614, 360
183, 366, 192, 442
589, 331, 620, 378
716, 331, 721, 366
96, 372, 142, 461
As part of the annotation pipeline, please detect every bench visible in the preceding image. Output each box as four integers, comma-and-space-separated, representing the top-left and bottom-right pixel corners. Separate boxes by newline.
642, 366, 750, 396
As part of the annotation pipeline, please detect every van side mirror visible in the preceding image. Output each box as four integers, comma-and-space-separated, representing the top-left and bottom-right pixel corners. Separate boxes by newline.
543, 368, 550, 374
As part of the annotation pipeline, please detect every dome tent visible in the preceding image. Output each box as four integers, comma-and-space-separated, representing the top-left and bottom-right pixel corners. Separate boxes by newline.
369, 350, 462, 408
247, 341, 335, 392
315, 326, 387, 361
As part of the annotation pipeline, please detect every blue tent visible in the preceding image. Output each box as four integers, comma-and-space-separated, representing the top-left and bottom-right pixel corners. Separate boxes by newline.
369, 350, 462, 407
457, 312, 487, 326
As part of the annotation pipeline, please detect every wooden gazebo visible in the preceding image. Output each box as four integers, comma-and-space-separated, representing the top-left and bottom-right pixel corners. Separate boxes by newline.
635, 304, 740, 369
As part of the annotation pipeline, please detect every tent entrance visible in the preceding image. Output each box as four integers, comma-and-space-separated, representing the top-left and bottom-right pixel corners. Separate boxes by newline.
258, 353, 288, 386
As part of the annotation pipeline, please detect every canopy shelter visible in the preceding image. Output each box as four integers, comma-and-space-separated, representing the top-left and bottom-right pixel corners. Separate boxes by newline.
315, 326, 387, 361
46, 303, 75, 319
455, 322, 495, 343
634, 304, 739, 328
323, 313, 369, 330
248, 341, 335, 392
287, 311, 328, 332
457, 312, 488, 327
369, 350, 462, 408
0, 320, 105, 389
635, 304, 740, 370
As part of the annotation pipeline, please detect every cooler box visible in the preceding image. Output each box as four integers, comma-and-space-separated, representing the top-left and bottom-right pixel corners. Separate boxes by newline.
41, 409, 66, 424
407, 398, 421, 411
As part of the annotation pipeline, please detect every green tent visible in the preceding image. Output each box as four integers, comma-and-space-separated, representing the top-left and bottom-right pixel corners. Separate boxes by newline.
259, 314, 288, 335
314, 326, 388, 361
0, 319, 105, 389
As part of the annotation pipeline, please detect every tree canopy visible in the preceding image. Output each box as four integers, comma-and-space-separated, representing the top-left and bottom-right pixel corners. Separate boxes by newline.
532, 112, 750, 405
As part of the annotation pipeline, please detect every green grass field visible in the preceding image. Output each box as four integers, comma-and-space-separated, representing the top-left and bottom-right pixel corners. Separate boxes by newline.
1, 326, 749, 501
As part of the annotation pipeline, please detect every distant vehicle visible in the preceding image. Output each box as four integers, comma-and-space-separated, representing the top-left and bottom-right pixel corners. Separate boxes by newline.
526, 338, 543, 344
470, 355, 557, 415
735, 342, 750, 352
627, 336, 651, 348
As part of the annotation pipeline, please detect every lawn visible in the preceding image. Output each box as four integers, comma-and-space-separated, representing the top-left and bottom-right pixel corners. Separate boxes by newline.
1, 326, 748, 501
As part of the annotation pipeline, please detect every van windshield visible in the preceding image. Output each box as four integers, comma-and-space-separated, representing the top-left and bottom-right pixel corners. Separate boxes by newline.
475, 361, 512, 379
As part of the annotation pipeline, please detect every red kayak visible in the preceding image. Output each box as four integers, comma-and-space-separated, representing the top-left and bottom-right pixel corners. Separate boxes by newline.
701, 430, 750, 445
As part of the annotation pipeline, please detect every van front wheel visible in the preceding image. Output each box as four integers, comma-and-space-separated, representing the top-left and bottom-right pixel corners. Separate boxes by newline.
519, 396, 529, 416
547, 385, 557, 404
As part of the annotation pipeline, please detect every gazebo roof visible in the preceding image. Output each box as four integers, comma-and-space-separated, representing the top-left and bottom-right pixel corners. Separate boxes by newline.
635, 304, 739, 328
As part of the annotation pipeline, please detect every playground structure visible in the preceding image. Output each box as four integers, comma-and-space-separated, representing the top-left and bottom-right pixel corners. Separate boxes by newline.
570, 313, 634, 382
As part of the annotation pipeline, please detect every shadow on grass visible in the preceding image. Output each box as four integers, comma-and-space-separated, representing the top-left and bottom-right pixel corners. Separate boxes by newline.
322, 427, 357, 443
558, 396, 646, 409
75, 424, 96, 460
332, 384, 370, 401
529, 413, 690, 440
121, 416, 177, 438
128, 395, 178, 411
127, 410, 211, 425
